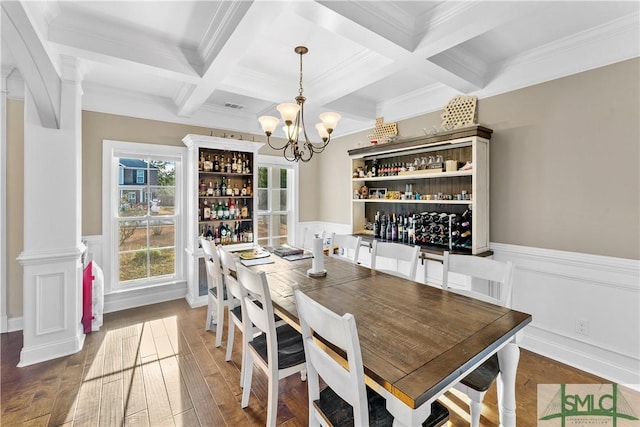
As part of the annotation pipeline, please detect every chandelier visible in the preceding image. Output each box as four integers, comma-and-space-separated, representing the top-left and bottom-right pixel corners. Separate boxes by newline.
258, 46, 341, 162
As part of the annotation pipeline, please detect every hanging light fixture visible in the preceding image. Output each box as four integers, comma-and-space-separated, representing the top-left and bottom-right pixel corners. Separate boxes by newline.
258, 46, 341, 162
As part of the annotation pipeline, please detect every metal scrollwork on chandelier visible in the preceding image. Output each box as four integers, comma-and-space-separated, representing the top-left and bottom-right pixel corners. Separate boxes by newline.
258, 46, 341, 162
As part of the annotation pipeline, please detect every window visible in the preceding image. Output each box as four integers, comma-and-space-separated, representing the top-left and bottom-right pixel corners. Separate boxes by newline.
256, 155, 297, 247
103, 141, 185, 293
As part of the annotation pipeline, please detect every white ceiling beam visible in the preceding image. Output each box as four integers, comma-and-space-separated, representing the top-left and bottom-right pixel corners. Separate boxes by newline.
47, 9, 201, 84
1, 1, 60, 128
176, 1, 283, 117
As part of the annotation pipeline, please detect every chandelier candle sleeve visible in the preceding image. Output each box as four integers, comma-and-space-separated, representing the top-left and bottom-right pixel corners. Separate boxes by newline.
258, 45, 341, 162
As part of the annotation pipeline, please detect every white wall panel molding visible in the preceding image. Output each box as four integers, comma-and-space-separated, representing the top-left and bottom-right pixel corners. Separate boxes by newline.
0, 66, 9, 333
17, 245, 86, 266
490, 242, 640, 387
103, 281, 187, 314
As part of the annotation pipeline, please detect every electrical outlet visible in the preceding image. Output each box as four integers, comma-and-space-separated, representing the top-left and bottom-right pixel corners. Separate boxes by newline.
576, 318, 589, 336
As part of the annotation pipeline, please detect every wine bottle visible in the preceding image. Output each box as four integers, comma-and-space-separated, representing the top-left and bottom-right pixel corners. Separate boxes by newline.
397, 214, 403, 241
380, 215, 387, 241
373, 211, 380, 238
386, 215, 392, 241
205, 225, 214, 240
391, 214, 398, 241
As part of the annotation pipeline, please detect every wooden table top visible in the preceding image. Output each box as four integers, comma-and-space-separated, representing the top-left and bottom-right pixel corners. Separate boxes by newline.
247, 254, 532, 409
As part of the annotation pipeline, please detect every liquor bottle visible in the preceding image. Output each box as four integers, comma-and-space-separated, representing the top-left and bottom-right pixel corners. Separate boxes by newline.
397, 214, 404, 241
234, 202, 240, 220
241, 200, 249, 218
214, 226, 220, 245
198, 152, 204, 171
199, 179, 207, 196
232, 152, 238, 173
229, 198, 235, 219
226, 157, 231, 173
233, 183, 240, 196
204, 154, 213, 172
205, 225, 214, 240
220, 177, 227, 196
246, 178, 252, 196
391, 214, 398, 241
371, 159, 378, 177
207, 181, 214, 196
216, 201, 224, 220
214, 181, 221, 197
223, 202, 230, 220
214, 154, 220, 172
241, 182, 248, 196
203, 199, 210, 221
373, 211, 380, 238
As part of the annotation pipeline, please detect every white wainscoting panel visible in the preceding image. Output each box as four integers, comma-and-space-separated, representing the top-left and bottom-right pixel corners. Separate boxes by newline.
490, 242, 640, 388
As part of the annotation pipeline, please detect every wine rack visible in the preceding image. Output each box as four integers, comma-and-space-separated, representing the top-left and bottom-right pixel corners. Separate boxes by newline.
348, 125, 491, 255
182, 134, 262, 306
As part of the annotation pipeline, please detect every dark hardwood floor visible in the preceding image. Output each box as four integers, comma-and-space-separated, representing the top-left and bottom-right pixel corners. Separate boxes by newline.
1, 299, 608, 426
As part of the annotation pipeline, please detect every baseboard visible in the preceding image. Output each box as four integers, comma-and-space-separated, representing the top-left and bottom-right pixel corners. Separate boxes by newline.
7, 316, 23, 332
490, 242, 640, 388
18, 331, 85, 367
103, 281, 188, 314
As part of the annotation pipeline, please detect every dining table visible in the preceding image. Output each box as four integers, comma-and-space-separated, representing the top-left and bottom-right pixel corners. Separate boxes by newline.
242, 252, 532, 427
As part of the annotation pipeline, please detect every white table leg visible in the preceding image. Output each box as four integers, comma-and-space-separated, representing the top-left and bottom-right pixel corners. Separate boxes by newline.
497, 341, 520, 427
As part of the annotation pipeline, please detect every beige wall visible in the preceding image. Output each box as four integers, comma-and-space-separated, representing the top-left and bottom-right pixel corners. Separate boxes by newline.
5, 58, 638, 319
322, 58, 639, 260
6, 99, 24, 319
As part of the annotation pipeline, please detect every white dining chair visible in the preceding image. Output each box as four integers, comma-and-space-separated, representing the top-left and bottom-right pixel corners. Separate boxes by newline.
235, 262, 307, 426
442, 251, 515, 427
328, 233, 362, 264
294, 289, 450, 427
371, 240, 420, 281
201, 238, 232, 348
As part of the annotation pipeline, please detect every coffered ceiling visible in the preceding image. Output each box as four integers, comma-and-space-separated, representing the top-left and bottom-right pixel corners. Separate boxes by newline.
2, 1, 638, 138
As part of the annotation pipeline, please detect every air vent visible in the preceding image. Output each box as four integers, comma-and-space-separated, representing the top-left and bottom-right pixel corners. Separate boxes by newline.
224, 102, 244, 110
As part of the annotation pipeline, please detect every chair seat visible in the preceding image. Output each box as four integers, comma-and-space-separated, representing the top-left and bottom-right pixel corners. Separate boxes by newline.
315, 386, 449, 427
460, 353, 500, 392
249, 323, 305, 369
209, 285, 227, 300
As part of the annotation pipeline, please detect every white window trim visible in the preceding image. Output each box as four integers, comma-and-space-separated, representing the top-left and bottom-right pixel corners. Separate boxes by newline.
102, 140, 187, 294
256, 155, 298, 246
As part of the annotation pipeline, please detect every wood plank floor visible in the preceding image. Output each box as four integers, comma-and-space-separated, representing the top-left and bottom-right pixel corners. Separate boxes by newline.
1, 299, 608, 426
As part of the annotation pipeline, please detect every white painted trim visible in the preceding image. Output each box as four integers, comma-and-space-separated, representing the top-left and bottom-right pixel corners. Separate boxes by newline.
18, 332, 85, 367
102, 140, 187, 295
103, 281, 188, 314
7, 316, 23, 332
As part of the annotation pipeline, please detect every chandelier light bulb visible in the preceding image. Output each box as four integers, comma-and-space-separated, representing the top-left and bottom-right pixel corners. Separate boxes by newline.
319, 111, 341, 133
315, 123, 329, 140
276, 103, 300, 125
258, 115, 280, 135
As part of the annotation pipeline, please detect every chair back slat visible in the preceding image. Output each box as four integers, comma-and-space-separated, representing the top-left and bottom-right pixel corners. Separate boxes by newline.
329, 233, 362, 264
442, 251, 514, 308
201, 238, 223, 288
295, 289, 369, 426
371, 241, 420, 281
235, 263, 276, 336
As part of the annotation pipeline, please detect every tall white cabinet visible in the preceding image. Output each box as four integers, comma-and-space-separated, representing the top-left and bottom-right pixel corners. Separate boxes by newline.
182, 134, 262, 307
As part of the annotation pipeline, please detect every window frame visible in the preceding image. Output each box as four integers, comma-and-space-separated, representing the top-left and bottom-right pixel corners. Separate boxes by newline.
256, 155, 298, 247
102, 140, 186, 294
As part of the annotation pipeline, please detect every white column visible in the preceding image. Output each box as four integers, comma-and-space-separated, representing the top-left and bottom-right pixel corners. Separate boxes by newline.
16, 56, 85, 366
0, 66, 12, 333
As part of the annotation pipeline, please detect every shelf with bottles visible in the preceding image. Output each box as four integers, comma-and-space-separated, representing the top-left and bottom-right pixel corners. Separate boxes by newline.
348, 125, 491, 255
198, 148, 252, 175
200, 222, 254, 246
